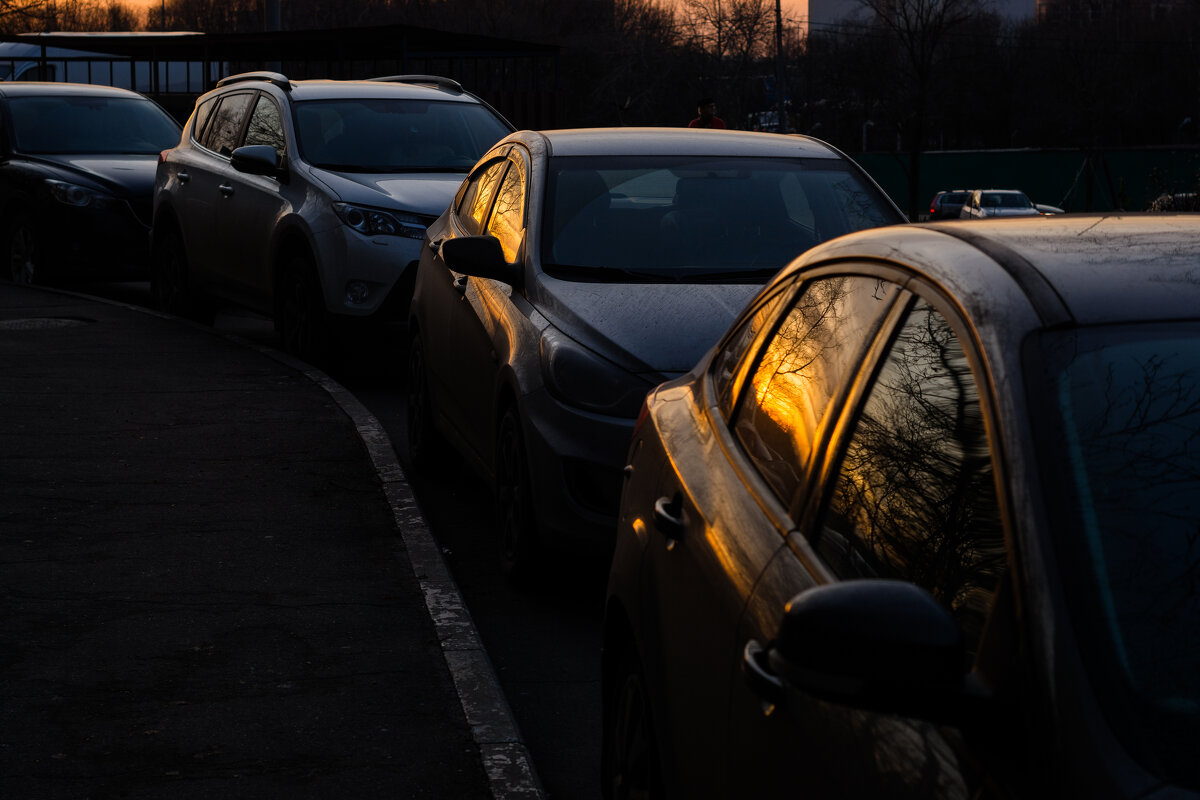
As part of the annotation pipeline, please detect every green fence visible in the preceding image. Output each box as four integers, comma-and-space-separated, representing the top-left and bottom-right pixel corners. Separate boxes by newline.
853, 148, 1200, 217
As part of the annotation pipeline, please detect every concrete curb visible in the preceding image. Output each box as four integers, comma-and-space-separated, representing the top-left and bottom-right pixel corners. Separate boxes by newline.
294, 363, 546, 800
43, 288, 545, 800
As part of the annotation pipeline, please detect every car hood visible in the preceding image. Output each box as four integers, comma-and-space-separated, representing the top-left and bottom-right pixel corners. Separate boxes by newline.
536, 278, 763, 376
313, 170, 463, 216
34, 154, 159, 197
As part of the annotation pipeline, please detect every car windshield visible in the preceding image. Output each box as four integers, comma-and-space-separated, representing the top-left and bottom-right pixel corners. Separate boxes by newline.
983, 191, 1032, 208
8, 95, 180, 154
541, 156, 902, 282
294, 98, 511, 173
1034, 322, 1200, 789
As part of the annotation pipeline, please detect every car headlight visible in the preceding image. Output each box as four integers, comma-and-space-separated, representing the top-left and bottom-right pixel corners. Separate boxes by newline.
45, 179, 114, 209
332, 202, 425, 239
539, 327, 653, 418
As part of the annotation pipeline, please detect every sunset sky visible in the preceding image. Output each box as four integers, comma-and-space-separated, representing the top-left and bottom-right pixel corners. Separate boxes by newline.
119, 0, 814, 22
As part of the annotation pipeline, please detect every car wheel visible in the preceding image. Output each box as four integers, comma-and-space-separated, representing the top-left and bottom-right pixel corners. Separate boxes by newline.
278, 253, 334, 368
496, 405, 540, 581
6, 215, 40, 285
151, 225, 213, 324
406, 332, 451, 473
603, 646, 664, 800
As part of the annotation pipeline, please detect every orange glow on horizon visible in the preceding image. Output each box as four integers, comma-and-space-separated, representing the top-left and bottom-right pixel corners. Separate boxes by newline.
121, 0, 811, 21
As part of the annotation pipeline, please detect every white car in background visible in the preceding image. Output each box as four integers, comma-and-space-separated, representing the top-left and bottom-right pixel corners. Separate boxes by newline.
959, 188, 1042, 218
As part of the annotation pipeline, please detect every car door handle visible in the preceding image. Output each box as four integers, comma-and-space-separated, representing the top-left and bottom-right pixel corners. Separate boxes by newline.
742, 640, 784, 714
218, 183, 234, 197
653, 494, 684, 540
177, 170, 190, 184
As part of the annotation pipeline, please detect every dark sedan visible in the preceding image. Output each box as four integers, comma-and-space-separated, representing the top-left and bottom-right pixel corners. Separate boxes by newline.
406, 127, 904, 578
928, 188, 968, 219
604, 214, 1200, 799
1, 82, 181, 284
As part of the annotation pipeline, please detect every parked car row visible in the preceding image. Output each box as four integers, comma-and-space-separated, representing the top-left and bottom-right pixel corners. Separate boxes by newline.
4, 77, 1197, 799
929, 187, 1065, 220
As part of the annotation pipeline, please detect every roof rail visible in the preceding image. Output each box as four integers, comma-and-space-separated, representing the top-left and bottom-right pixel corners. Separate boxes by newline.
368, 74, 463, 94
216, 71, 291, 91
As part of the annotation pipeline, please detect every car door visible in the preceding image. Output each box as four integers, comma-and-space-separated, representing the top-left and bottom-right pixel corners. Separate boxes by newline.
420, 152, 512, 468
731, 278, 1021, 799
453, 146, 530, 465
638, 271, 899, 797
174, 90, 254, 287
215, 91, 291, 310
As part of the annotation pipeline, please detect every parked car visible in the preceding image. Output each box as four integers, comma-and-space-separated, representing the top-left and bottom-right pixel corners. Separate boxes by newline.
406, 127, 904, 577
0, 82, 181, 284
959, 188, 1042, 218
927, 188, 969, 219
151, 71, 513, 364
603, 213, 1200, 799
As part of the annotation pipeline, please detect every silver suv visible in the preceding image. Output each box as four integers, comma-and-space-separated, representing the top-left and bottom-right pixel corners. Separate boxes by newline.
151, 71, 513, 365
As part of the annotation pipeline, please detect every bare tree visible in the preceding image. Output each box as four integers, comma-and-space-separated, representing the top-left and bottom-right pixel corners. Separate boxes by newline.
54, 0, 140, 31
854, 0, 983, 216
0, 0, 54, 33
677, 0, 781, 126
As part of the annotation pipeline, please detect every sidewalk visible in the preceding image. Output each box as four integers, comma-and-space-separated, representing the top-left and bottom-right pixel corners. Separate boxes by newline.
0, 284, 540, 799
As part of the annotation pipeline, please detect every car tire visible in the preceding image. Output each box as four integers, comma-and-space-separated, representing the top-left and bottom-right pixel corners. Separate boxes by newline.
496, 405, 540, 582
6, 214, 41, 285
406, 331, 452, 474
278, 252, 335, 369
151, 225, 213, 324
603, 645, 664, 800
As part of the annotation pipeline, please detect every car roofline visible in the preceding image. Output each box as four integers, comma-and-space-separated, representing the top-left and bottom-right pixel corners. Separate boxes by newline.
924, 222, 1073, 327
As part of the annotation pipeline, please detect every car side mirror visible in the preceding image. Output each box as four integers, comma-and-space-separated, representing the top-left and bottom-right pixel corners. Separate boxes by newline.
441, 235, 522, 287
230, 144, 283, 178
762, 580, 988, 724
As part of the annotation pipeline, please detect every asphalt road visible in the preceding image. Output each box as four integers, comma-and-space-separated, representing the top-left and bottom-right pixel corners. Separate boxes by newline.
72, 282, 607, 800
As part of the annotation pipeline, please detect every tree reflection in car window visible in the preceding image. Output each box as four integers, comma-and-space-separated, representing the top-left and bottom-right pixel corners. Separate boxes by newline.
244, 96, 285, 155
488, 155, 526, 262
733, 276, 896, 505
1049, 328, 1200, 748
821, 299, 1005, 657
203, 92, 253, 156
714, 284, 794, 418
459, 160, 508, 237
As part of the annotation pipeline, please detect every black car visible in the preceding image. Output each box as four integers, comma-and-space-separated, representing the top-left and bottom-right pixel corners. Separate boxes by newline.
605, 214, 1200, 798
0, 82, 181, 285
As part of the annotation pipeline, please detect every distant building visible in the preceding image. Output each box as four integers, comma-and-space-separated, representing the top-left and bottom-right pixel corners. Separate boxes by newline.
808, 0, 1034, 31
1036, 0, 1185, 26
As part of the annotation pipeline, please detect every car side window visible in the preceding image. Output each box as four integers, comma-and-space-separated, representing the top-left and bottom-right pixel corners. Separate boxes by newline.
818, 298, 1006, 657
713, 283, 795, 417
457, 159, 509, 237
201, 92, 253, 156
191, 96, 217, 144
487, 154, 526, 262
731, 276, 898, 505
243, 94, 286, 155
